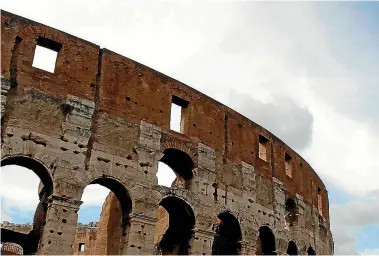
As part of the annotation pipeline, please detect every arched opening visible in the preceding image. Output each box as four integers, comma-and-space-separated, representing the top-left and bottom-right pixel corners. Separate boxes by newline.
211, 211, 242, 255
154, 196, 195, 255
307, 246, 316, 255
1, 242, 24, 255
285, 198, 299, 227
76, 177, 132, 255
157, 148, 195, 188
286, 241, 298, 255
1, 156, 53, 255
256, 226, 276, 255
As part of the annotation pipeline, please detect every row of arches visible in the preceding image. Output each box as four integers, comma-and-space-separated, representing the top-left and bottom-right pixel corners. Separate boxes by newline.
1, 154, 318, 255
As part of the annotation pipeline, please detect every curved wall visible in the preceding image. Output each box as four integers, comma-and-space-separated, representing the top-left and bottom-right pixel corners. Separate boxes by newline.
1, 10, 333, 255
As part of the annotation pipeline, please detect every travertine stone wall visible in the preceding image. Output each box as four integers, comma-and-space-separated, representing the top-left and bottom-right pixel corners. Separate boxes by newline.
0, 10, 333, 255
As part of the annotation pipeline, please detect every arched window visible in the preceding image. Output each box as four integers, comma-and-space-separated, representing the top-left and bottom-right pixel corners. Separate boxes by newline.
155, 196, 195, 255
1, 156, 53, 255
211, 211, 242, 255
285, 198, 299, 226
0, 242, 24, 255
286, 241, 298, 255
77, 177, 132, 255
157, 148, 195, 188
256, 226, 276, 255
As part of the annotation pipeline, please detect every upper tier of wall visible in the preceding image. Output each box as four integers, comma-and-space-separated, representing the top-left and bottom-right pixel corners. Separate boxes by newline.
0, 10, 329, 222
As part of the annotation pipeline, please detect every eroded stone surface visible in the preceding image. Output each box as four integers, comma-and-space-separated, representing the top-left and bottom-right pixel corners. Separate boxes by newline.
0, 10, 333, 255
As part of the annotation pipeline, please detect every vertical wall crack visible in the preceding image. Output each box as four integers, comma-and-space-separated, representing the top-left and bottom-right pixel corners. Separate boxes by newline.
84, 48, 103, 170
223, 114, 228, 164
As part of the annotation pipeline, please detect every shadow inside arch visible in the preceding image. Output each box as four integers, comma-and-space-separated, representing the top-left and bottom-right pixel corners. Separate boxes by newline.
256, 226, 277, 255
211, 210, 243, 255
156, 196, 195, 255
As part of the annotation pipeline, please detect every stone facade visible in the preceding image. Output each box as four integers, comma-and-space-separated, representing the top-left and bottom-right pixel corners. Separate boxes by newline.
0, 10, 333, 255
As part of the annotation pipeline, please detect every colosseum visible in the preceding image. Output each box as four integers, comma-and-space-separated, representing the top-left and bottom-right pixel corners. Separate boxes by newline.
0, 10, 333, 255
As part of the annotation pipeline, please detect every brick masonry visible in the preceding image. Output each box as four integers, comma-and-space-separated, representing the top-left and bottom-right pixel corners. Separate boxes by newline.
0, 10, 333, 255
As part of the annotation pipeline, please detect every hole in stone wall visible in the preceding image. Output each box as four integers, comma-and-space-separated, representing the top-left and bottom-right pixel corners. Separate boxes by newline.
211, 211, 242, 255
32, 37, 62, 73
285, 153, 293, 178
79, 243, 85, 252
258, 135, 269, 161
285, 198, 299, 227
212, 183, 218, 202
170, 96, 189, 133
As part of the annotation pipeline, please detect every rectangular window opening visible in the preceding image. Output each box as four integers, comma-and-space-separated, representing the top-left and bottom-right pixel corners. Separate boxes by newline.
79, 243, 85, 252
285, 153, 292, 178
170, 95, 188, 133
32, 37, 62, 73
317, 187, 323, 216
258, 134, 269, 161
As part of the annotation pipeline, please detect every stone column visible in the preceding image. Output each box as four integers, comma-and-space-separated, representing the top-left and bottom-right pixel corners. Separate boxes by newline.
37, 195, 82, 255
0, 78, 11, 120
190, 228, 215, 255
272, 177, 286, 229
120, 213, 157, 255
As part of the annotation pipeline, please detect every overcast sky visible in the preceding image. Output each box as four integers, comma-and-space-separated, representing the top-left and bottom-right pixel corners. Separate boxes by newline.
1, 1, 379, 254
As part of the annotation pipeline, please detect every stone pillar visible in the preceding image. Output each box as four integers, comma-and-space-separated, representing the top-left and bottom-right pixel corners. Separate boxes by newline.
242, 161, 257, 203
120, 213, 157, 255
37, 195, 82, 255
242, 240, 257, 256
272, 178, 286, 228
1, 78, 11, 120
139, 120, 161, 151
190, 228, 214, 255
60, 95, 95, 144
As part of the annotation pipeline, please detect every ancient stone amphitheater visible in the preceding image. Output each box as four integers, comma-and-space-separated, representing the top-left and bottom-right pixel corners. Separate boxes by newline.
0, 10, 333, 255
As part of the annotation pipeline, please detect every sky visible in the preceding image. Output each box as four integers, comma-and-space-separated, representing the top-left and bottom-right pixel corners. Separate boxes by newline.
0, 1, 379, 254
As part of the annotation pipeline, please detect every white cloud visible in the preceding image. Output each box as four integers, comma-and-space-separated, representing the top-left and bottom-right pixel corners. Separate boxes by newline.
330, 194, 379, 255
80, 184, 110, 206
360, 248, 379, 255
0, 165, 40, 223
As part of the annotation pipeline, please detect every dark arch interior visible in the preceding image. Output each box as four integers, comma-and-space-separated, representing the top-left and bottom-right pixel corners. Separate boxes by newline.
89, 177, 132, 218
160, 148, 194, 180
1, 156, 53, 196
212, 211, 242, 255
285, 198, 297, 213
286, 241, 298, 255
258, 226, 276, 255
307, 246, 316, 255
158, 196, 195, 255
